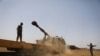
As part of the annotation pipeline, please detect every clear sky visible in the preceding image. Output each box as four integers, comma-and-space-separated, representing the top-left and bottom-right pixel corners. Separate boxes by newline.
0, 0, 100, 49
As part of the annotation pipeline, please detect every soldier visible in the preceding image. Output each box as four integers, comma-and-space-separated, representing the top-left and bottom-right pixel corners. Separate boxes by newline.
87, 43, 96, 56
16, 22, 23, 42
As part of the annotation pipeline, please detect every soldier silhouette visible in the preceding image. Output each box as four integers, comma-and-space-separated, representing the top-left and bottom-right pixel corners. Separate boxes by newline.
16, 22, 23, 42
87, 43, 96, 56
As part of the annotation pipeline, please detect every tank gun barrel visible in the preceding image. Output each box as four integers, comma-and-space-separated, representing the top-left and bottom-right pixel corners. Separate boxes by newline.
32, 21, 49, 38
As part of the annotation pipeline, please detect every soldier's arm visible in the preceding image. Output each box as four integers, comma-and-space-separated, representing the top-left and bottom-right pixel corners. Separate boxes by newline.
87, 45, 90, 46
93, 45, 96, 47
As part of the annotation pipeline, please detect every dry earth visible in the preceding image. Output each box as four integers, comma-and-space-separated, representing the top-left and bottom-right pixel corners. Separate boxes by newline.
0, 47, 100, 56
65, 49, 100, 56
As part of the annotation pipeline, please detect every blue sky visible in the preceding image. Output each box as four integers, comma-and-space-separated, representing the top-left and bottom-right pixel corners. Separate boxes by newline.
0, 0, 100, 49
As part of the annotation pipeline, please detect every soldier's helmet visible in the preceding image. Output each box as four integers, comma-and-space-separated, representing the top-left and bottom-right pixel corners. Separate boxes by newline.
20, 22, 23, 25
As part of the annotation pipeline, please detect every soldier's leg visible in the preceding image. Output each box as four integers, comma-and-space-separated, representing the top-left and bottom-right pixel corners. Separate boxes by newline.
16, 32, 19, 42
90, 50, 93, 56
20, 34, 22, 42
91, 50, 93, 56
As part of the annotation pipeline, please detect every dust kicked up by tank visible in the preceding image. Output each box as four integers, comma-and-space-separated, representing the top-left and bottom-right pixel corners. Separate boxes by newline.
35, 36, 72, 56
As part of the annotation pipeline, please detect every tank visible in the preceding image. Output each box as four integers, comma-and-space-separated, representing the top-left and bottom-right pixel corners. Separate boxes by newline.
32, 21, 72, 56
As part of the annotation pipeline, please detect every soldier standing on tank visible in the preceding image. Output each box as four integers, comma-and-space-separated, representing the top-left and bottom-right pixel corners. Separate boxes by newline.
16, 22, 23, 42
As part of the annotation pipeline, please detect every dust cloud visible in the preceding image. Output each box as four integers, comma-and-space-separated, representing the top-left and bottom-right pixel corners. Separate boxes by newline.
36, 36, 73, 56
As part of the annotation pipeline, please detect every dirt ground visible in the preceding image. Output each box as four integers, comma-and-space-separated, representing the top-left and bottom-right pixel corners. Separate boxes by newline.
0, 47, 100, 56
65, 49, 100, 56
